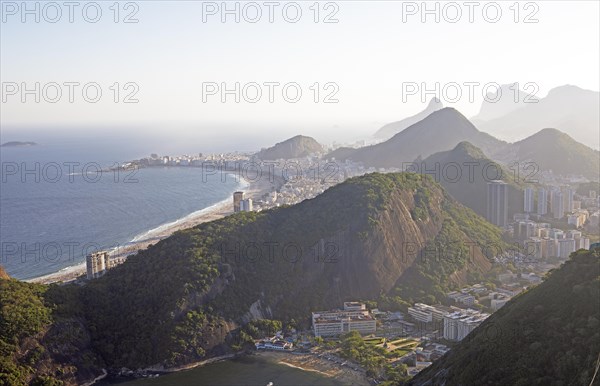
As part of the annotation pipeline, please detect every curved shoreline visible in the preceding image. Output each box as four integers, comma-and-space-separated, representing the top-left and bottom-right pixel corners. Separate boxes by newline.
101, 351, 370, 386
254, 351, 370, 386
26, 175, 276, 285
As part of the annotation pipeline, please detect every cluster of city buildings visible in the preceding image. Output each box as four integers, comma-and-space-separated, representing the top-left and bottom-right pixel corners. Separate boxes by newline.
414, 343, 451, 363
513, 220, 590, 259
232, 191, 253, 212
447, 283, 516, 311
311, 302, 377, 337
126, 150, 403, 214
135, 152, 250, 167
252, 155, 390, 209
407, 303, 490, 341
486, 182, 599, 229
524, 186, 598, 221
487, 181, 597, 269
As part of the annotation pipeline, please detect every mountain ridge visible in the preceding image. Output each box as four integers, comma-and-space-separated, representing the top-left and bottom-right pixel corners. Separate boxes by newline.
409, 247, 600, 386
373, 98, 444, 140
511, 127, 600, 180
0, 172, 506, 385
422, 141, 524, 218
476, 85, 600, 149
255, 135, 323, 160
329, 108, 507, 168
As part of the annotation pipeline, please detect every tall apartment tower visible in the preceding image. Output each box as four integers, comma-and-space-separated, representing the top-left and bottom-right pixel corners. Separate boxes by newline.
233, 191, 244, 212
239, 198, 253, 212
562, 187, 574, 213
487, 181, 508, 227
537, 188, 547, 215
552, 191, 564, 219
524, 187, 535, 213
86, 251, 110, 280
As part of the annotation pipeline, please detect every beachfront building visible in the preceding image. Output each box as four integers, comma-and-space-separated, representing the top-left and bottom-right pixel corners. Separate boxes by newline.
312, 302, 376, 337
239, 198, 253, 212
86, 251, 110, 280
233, 191, 244, 212
255, 339, 293, 351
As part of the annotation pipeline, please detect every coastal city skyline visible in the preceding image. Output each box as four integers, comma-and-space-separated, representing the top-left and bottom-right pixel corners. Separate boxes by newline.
1, 1, 599, 385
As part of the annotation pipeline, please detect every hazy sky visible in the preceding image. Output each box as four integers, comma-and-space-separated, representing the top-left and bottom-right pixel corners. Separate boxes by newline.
1, 0, 599, 148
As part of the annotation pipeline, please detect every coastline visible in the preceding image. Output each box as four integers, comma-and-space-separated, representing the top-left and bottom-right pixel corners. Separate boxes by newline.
26, 174, 276, 285
255, 350, 370, 386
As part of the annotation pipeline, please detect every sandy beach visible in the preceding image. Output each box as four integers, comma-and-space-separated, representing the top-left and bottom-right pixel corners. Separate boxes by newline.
255, 350, 371, 386
27, 175, 278, 285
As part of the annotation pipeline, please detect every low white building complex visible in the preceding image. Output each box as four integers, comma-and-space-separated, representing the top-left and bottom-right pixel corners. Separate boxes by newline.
312, 302, 376, 337
407, 303, 452, 323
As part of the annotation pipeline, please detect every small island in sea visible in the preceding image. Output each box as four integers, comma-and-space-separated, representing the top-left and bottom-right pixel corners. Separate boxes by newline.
0, 141, 37, 147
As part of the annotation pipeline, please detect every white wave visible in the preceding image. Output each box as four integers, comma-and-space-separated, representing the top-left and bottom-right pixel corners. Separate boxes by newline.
128, 176, 246, 244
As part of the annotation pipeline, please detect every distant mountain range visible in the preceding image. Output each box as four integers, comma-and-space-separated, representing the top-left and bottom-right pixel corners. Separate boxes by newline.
330, 108, 506, 168
373, 98, 444, 140
410, 247, 600, 386
422, 141, 524, 219
510, 128, 600, 180
328, 104, 598, 181
472, 83, 530, 122
255, 135, 323, 160
474, 85, 600, 149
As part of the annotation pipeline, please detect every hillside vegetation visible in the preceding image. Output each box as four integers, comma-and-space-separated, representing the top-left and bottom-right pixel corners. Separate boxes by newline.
1, 173, 507, 384
409, 247, 600, 386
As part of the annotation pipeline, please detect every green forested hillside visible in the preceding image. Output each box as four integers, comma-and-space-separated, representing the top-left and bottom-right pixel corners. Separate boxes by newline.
1, 173, 507, 385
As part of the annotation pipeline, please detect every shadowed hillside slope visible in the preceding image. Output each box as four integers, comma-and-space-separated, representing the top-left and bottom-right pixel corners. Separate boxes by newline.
409, 247, 600, 386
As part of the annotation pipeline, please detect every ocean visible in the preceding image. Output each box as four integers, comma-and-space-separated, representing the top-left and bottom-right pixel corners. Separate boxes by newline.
103, 355, 344, 386
0, 136, 243, 280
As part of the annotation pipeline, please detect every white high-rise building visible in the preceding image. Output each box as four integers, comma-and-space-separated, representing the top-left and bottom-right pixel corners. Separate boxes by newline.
563, 188, 574, 213
524, 188, 535, 213
558, 239, 576, 259
233, 191, 244, 212
239, 198, 253, 212
552, 191, 564, 219
487, 181, 508, 227
537, 188, 547, 215
86, 251, 110, 280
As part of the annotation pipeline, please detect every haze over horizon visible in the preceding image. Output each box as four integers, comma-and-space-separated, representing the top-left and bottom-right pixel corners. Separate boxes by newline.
2, 1, 599, 151
2, 2, 600, 386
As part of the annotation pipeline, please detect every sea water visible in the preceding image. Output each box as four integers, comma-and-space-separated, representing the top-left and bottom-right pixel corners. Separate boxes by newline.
0, 135, 242, 279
